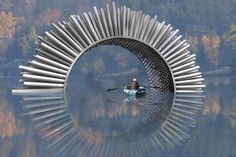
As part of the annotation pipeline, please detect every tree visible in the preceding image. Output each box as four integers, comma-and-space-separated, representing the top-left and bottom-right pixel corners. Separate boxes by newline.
226, 24, 236, 51
19, 26, 38, 55
0, 12, 19, 40
187, 35, 199, 54
225, 24, 236, 73
0, 0, 12, 11
0, 12, 22, 62
201, 35, 221, 68
24, 0, 36, 10
38, 8, 62, 25
0, 40, 8, 62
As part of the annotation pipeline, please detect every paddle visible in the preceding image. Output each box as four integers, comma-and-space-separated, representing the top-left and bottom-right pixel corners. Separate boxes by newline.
144, 86, 160, 89
107, 86, 160, 91
107, 88, 121, 91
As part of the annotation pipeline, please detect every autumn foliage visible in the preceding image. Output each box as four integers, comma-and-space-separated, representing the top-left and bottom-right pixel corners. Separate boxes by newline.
0, 112, 16, 138
0, 96, 17, 138
201, 35, 221, 67
0, 12, 19, 39
38, 8, 62, 24
202, 92, 221, 115
187, 35, 199, 54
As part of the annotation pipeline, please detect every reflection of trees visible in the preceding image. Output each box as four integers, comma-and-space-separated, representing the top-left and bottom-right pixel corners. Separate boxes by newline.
226, 101, 236, 128
20, 136, 36, 157
0, 89, 36, 157
202, 91, 221, 115
171, 116, 236, 157
168, 84, 236, 156
92, 57, 105, 74
203, 82, 236, 120
175, 83, 236, 157
0, 139, 11, 157
111, 52, 128, 69
0, 91, 17, 138
0, 112, 16, 138
227, 80, 236, 128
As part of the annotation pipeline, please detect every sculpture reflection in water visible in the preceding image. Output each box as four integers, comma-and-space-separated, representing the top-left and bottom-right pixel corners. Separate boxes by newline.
13, 86, 204, 157
11, 2, 205, 156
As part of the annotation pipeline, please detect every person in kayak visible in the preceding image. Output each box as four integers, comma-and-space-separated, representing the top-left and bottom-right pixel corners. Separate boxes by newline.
127, 78, 140, 90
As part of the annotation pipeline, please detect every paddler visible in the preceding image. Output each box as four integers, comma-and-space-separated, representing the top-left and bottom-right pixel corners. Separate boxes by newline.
127, 78, 140, 90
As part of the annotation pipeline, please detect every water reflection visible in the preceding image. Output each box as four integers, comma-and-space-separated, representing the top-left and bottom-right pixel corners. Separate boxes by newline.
12, 83, 205, 157
0, 76, 235, 156
10, 43, 206, 156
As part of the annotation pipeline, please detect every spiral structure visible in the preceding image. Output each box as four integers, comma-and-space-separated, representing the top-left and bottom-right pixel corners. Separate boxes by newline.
12, 2, 205, 155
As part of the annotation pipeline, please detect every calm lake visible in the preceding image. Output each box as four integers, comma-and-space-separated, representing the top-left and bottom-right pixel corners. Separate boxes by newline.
0, 68, 236, 157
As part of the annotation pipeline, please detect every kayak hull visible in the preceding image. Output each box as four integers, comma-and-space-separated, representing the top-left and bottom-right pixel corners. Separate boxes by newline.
123, 87, 146, 96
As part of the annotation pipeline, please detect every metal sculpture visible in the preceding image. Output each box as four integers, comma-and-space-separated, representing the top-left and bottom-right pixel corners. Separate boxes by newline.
12, 2, 205, 154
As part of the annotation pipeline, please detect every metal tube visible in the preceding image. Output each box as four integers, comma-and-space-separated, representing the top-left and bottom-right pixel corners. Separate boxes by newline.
170, 54, 196, 68
34, 55, 69, 70
173, 66, 200, 76
29, 60, 67, 74
19, 66, 66, 78
40, 43, 73, 63
22, 74, 65, 83
12, 88, 63, 94
23, 82, 64, 88
175, 72, 202, 80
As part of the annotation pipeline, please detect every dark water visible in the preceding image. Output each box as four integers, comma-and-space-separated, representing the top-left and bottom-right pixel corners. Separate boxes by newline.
0, 46, 236, 156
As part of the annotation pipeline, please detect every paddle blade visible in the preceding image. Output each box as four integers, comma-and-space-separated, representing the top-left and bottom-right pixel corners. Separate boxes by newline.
144, 86, 160, 89
107, 88, 120, 91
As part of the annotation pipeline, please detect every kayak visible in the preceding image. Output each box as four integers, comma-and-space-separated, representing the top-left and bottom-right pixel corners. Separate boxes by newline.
123, 86, 146, 96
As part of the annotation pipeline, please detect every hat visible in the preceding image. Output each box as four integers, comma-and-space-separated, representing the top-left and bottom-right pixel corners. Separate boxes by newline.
132, 78, 137, 81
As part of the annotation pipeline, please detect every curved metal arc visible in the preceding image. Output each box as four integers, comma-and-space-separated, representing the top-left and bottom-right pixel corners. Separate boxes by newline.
63, 36, 177, 97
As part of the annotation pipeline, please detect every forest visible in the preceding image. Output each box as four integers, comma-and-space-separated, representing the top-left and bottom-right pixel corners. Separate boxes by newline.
0, 0, 236, 73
